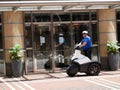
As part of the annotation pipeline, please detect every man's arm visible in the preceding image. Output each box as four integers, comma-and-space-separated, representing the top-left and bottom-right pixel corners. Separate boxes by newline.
79, 42, 87, 48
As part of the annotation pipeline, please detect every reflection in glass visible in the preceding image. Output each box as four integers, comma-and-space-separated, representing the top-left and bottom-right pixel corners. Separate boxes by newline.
0, 25, 3, 60
53, 13, 70, 21
117, 11, 120, 52
91, 22, 98, 43
72, 12, 89, 21
117, 11, 120, 20
33, 25, 51, 70
32, 13, 51, 22
91, 12, 97, 20
73, 23, 89, 44
91, 22, 99, 61
0, 23, 4, 75
26, 50, 33, 72
117, 22, 120, 43
25, 26, 33, 72
24, 13, 31, 22
0, 25, 2, 49
33, 25, 51, 52
54, 24, 72, 68
25, 26, 32, 47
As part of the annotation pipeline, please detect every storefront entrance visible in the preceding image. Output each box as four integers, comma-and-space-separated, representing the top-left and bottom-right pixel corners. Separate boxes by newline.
24, 12, 99, 74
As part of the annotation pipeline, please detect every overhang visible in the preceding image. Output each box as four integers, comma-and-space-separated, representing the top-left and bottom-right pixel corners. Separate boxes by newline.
0, 0, 120, 12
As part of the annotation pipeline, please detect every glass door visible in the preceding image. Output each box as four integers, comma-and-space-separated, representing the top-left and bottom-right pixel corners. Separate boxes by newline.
25, 23, 72, 73
25, 25, 33, 73
25, 24, 52, 73
0, 25, 4, 75
53, 23, 72, 71
33, 25, 51, 72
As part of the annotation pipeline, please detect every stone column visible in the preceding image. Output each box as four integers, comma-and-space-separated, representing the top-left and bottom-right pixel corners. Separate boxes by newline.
3, 11, 24, 77
98, 9, 117, 70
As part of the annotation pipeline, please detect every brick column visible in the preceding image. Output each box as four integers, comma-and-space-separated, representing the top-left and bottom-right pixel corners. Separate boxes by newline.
3, 11, 24, 77
98, 9, 117, 70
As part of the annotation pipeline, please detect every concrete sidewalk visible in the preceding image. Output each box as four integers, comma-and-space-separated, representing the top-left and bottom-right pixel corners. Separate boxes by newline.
23, 69, 120, 81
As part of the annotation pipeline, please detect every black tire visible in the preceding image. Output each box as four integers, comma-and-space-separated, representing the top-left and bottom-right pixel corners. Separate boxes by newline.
66, 64, 78, 77
87, 63, 100, 76
44, 61, 51, 69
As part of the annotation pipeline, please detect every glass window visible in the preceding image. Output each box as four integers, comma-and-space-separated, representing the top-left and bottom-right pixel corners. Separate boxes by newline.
32, 13, 51, 22
0, 25, 3, 60
53, 13, 70, 21
33, 25, 51, 51
0, 15, 4, 75
116, 11, 120, 20
91, 12, 97, 20
117, 22, 120, 43
72, 12, 89, 21
91, 22, 98, 44
24, 13, 31, 22
0, 25, 2, 49
116, 11, 120, 52
91, 22, 99, 61
25, 26, 32, 47
73, 23, 89, 44
54, 23, 72, 68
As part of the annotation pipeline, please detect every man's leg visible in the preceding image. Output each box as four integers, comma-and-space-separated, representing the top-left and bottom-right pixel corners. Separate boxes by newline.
83, 48, 92, 59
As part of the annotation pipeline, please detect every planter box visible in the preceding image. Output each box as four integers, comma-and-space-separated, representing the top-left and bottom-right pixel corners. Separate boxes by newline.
11, 60, 23, 77
108, 53, 119, 71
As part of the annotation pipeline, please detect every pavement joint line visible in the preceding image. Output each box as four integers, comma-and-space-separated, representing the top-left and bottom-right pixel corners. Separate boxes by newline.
86, 78, 120, 89
0, 77, 16, 90
0, 81, 5, 90
101, 72, 120, 75
22, 73, 60, 81
7, 78, 26, 90
48, 73, 62, 79
100, 78, 120, 86
14, 78, 35, 90
22, 75, 31, 81
84, 79, 118, 90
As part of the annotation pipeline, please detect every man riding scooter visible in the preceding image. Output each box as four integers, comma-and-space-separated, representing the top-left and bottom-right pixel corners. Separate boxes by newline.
66, 31, 101, 77
78, 30, 92, 59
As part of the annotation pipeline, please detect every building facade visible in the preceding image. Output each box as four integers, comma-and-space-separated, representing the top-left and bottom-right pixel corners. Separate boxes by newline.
0, 0, 120, 76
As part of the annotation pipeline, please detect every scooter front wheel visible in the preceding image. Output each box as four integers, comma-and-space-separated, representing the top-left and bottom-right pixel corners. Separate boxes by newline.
66, 64, 78, 77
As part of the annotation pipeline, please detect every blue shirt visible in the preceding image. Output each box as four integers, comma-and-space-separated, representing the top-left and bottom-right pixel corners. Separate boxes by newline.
81, 35, 92, 50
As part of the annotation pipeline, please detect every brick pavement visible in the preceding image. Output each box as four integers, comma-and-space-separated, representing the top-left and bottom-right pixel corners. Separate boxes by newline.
23, 70, 120, 90
0, 69, 120, 90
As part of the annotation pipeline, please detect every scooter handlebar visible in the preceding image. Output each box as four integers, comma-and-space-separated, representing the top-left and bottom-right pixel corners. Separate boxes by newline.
74, 44, 81, 50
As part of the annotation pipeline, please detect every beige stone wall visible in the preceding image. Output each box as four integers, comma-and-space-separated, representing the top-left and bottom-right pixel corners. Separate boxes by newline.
3, 11, 24, 62
98, 9, 117, 57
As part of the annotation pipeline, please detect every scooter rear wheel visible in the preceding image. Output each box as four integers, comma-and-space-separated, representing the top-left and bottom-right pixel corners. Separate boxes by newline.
87, 63, 100, 76
66, 64, 78, 77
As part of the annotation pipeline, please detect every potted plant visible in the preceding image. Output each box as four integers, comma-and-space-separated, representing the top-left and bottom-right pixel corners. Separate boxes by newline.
9, 44, 24, 77
106, 41, 120, 71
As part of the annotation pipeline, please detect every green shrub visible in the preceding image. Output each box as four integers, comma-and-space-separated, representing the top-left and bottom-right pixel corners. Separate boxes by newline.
9, 44, 24, 61
106, 41, 120, 54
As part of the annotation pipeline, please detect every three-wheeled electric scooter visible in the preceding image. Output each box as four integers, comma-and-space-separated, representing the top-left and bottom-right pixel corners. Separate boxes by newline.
66, 44, 101, 77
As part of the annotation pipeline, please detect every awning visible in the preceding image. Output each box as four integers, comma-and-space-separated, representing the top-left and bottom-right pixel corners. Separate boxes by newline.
0, 0, 120, 11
